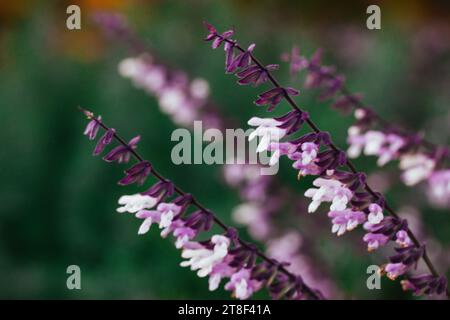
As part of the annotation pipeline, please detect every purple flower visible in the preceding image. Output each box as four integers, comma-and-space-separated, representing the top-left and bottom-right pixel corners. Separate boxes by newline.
227, 44, 255, 73
269, 274, 306, 300
315, 149, 347, 173
142, 180, 175, 204
103, 135, 140, 163
383, 245, 425, 280
281, 46, 308, 76
118, 160, 152, 186
203, 21, 234, 49
304, 49, 336, 88
288, 142, 319, 172
93, 128, 115, 155
173, 224, 198, 249
228, 245, 257, 269
319, 75, 345, 101
363, 233, 389, 251
395, 230, 412, 247
224, 268, 262, 300
267, 142, 297, 166
255, 87, 299, 112
251, 260, 281, 286
236, 64, 278, 86
328, 209, 366, 236
83, 116, 101, 140
384, 263, 408, 280
331, 171, 367, 191
135, 202, 182, 235
367, 203, 384, 224
184, 209, 214, 232
401, 274, 447, 296
289, 131, 331, 147
364, 216, 408, 240
274, 110, 309, 135
331, 93, 363, 114
208, 261, 235, 291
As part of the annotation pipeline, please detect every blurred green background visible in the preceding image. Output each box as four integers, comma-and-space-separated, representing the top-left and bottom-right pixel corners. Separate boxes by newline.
0, 0, 449, 299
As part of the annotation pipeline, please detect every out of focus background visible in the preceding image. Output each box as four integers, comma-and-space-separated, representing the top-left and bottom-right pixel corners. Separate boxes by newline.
0, 0, 449, 299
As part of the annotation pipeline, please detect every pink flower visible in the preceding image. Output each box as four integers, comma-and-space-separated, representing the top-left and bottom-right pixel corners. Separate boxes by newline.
328, 209, 366, 236
384, 263, 407, 280
255, 87, 299, 112
377, 134, 405, 166
173, 224, 197, 249
367, 203, 384, 225
363, 233, 389, 251
135, 202, 182, 235
208, 261, 235, 291
427, 170, 450, 207
289, 142, 319, 171
267, 142, 297, 166
224, 268, 262, 299
400, 153, 435, 186
395, 230, 412, 247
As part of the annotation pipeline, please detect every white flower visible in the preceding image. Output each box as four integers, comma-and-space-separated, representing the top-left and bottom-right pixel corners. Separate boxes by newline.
377, 134, 405, 166
157, 203, 181, 229
300, 142, 319, 165
180, 235, 230, 277
135, 209, 159, 235
304, 178, 353, 213
347, 126, 365, 158
363, 131, 385, 155
248, 117, 286, 153
208, 262, 235, 291
159, 87, 186, 114
354, 108, 367, 120
116, 194, 157, 213
367, 203, 384, 224
427, 170, 450, 207
134, 202, 182, 236
400, 153, 435, 186
190, 78, 210, 100
142, 65, 166, 92
224, 268, 261, 300
118, 57, 141, 78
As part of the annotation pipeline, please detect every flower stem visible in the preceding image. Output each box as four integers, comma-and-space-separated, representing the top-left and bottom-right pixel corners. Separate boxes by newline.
79, 107, 323, 300
220, 39, 446, 292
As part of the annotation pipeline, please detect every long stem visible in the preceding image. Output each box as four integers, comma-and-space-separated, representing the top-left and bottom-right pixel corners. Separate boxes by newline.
221, 38, 445, 289
305, 64, 443, 154
80, 108, 322, 300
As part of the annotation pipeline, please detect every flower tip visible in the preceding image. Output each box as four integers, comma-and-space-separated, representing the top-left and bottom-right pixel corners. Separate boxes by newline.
79, 106, 94, 119
203, 21, 216, 32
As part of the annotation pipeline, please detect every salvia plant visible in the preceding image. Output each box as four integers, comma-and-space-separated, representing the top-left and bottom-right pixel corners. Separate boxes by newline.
95, 12, 340, 297
84, 14, 448, 299
80, 107, 324, 300
281, 46, 450, 208
202, 21, 448, 297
